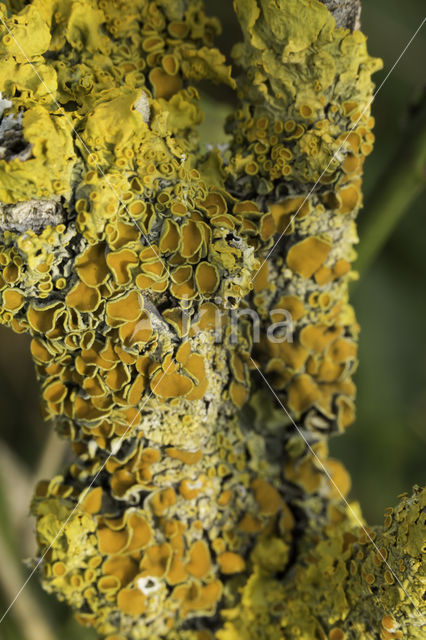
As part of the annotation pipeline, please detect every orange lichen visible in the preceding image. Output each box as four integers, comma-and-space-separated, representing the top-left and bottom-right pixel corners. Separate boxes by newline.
75, 243, 109, 287
117, 588, 147, 616
172, 580, 222, 617
287, 237, 331, 279
186, 541, 211, 579
151, 488, 177, 516
165, 449, 202, 465
0, 0, 390, 638
81, 487, 103, 514
217, 552, 246, 574
98, 528, 129, 555
251, 479, 282, 516
140, 543, 173, 578
106, 291, 143, 324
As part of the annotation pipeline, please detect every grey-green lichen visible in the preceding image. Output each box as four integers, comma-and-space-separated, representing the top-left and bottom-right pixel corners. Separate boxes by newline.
0, 1, 423, 639
217, 485, 426, 640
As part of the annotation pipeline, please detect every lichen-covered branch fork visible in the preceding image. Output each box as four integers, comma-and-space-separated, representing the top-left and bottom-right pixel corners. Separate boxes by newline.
0, 1, 424, 639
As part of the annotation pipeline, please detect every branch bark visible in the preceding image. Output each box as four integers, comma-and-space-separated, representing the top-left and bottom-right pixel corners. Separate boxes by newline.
0, 1, 423, 639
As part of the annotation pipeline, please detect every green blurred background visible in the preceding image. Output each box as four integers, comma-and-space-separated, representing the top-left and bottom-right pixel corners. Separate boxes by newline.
0, 1, 425, 638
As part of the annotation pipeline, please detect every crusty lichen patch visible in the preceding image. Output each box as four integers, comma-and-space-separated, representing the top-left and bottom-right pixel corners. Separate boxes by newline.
0, 196, 64, 233
216, 486, 426, 640
224, 0, 381, 436
1, 2, 418, 640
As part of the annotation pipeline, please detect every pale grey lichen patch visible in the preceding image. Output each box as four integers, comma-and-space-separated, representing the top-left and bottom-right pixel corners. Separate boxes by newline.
0, 196, 64, 234
320, 0, 361, 30
142, 296, 172, 335
133, 91, 151, 124
0, 111, 33, 162
0, 92, 12, 117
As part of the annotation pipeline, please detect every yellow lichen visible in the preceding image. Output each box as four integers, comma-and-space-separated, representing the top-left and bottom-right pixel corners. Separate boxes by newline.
1, 2, 415, 640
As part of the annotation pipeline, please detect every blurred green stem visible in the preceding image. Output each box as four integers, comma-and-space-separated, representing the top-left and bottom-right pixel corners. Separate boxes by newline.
0, 523, 56, 640
356, 103, 426, 276
0, 441, 31, 531
32, 429, 68, 488
0, 432, 67, 557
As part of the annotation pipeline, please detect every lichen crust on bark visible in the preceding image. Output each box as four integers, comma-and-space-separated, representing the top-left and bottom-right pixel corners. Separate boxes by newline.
0, 1, 424, 639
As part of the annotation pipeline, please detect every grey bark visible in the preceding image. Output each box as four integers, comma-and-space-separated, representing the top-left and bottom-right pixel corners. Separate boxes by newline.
320, 0, 362, 30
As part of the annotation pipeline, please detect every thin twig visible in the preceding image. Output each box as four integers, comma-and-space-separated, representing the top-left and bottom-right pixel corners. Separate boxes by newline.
31, 428, 68, 487
0, 523, 56, 640
0, 441, 32, 528
0, 431, 68, 557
